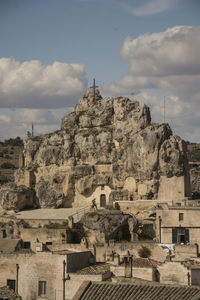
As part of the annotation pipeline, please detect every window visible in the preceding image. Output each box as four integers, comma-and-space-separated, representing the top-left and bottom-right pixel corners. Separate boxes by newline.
179, 213, 184, 221
38, 281, 46, 296
7, 279, 15, 291
23, 241, 31, 249
46, 242, 52, 246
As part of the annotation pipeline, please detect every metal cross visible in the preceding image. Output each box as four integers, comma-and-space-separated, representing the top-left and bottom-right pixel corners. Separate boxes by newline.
90, 78, 99, 101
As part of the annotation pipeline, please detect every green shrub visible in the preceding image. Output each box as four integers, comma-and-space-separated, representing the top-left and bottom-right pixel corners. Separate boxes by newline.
107, 142, 115, 153
4, 137, 23, 146
87, 212, 98, 217
27, 162, 39, 172
138, 246, 151, 258
44, 221, 68, 229
16, 219, 31, 228
187, 148, 200, 162
75, 111, 85, 126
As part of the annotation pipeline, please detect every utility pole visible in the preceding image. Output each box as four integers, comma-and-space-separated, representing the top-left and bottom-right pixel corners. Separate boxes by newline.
90, 78, 99, 101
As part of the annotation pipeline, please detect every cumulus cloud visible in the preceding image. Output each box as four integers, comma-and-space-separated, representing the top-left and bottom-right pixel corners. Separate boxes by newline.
0, 58, 87, 108
122, 0, 175, 16
104, 26, 200, 142
121, 26, 200, 76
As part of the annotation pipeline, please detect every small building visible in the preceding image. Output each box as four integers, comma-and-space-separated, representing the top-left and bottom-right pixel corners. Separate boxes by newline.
157, 260, 200, 287
20, 227, 72, 249
156, 204, 200, 249
0, 249, 93, 300
110, 256, 161, 282
66, 263, 111, 299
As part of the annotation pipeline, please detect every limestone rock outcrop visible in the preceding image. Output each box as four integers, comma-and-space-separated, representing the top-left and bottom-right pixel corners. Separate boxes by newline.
9, 89, 191, 209
80, 209, 138, 244
0, 185, 35, 211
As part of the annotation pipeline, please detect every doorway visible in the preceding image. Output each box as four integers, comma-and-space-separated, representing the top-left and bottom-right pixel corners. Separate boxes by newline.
172, 227, 190, 244
100, 194, 106, 207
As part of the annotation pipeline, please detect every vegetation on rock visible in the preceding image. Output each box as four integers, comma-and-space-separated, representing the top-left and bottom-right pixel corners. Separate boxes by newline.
138, 246, 152, 258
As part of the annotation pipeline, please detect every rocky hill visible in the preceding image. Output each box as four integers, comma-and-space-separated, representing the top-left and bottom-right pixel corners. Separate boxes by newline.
0, 138, 23, 185
0, 89, 191, 211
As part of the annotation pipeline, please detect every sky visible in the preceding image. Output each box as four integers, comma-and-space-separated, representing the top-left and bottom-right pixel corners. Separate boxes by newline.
0, 0, 200, 142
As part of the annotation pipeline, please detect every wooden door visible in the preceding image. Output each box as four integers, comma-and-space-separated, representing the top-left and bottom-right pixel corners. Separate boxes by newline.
100, 194, 106, 207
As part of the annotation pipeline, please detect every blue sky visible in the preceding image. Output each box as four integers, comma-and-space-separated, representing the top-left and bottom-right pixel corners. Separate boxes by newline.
0, 0, 200, 141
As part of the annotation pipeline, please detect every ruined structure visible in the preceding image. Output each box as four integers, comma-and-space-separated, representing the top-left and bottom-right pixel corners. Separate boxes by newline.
4, 88, 189, 211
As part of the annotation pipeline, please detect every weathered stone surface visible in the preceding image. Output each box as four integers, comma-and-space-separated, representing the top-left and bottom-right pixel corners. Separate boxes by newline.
80, 209, 138, 244
12, 89, 190, 208
0, 185, 35, 211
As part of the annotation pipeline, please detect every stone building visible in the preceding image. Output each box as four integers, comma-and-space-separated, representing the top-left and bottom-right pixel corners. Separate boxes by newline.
156, 204, 200, 247
0, 249, 92, 300
110, 256, 161, 282
157, 261, 200, 286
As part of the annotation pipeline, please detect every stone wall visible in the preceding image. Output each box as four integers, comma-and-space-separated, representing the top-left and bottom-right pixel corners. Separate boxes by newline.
110, 265, 154, 281
158, 176, 186, 202
157, 261, 190, 285
66, 251, 92, 273
191, 269, 200, 286
0, 252, 63, 300
133, 267, 154, 281
174, 244, 198, 261
156, 207, 200, 246
20, 228, 70, 245
66, 274, 104, 300
0, 251, 91, 300
95, 242, 167, 263
74, 184, 112, 208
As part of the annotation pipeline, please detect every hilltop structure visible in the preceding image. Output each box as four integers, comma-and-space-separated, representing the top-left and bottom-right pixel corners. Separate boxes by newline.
0, 88, 191, 211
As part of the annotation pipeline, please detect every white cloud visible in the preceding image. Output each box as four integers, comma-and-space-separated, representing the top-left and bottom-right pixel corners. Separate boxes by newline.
0, 115, 10, 123
0, 107, 72, 141
122, 0, 175, 16
104, 26, 200, 142
0, 58, 88, 108
121, 26, 200, 76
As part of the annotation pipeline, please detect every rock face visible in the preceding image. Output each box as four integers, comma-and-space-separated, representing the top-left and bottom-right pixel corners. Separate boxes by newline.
80, 209, 138, 245
11, 89, 191, 209
0, 185, 35, 211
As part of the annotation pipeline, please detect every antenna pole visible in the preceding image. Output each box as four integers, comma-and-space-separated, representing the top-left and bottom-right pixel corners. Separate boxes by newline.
32, 123, 34, 137
164, 96, 166, 123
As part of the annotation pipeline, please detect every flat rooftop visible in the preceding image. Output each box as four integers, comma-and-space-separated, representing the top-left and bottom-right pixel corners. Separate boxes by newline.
13, 207, 87, 220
